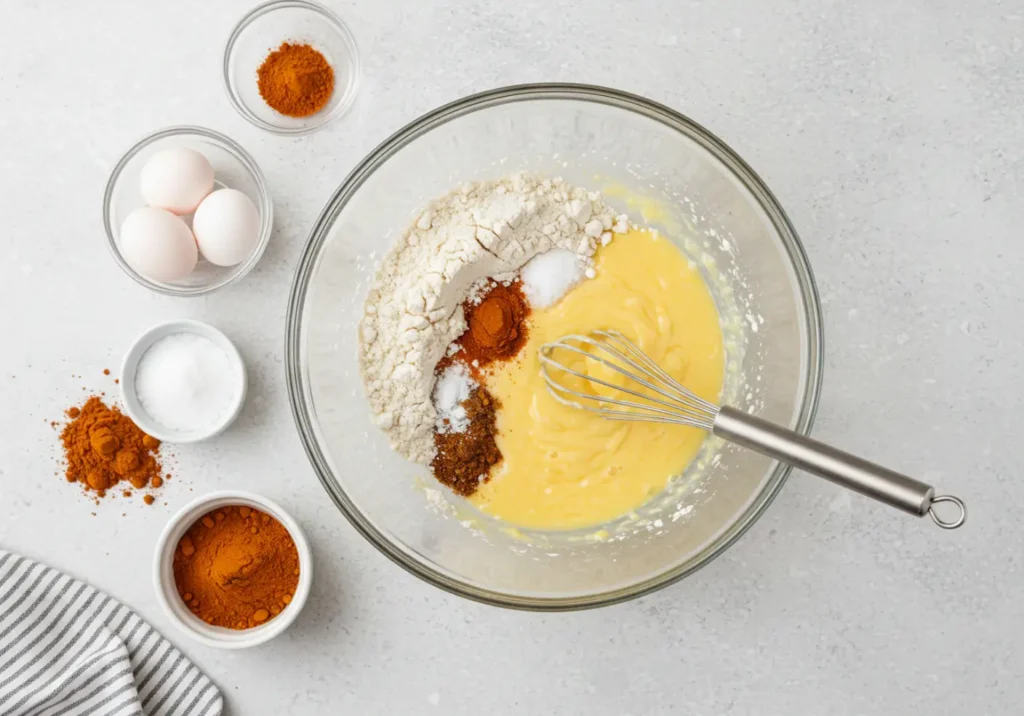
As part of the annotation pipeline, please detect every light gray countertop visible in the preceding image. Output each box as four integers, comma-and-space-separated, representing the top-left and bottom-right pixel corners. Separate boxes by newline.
1, 1, 1021, 713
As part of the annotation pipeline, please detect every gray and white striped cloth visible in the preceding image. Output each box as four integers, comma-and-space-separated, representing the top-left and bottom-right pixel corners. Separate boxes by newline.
0, 550, 223, 716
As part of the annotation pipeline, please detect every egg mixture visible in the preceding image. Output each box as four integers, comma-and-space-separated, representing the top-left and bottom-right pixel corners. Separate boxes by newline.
472, 228, 725, 530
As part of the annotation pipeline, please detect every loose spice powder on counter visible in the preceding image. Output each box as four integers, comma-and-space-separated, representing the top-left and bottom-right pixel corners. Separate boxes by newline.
256, 42, 334, 117
173, 506, 300, 629
60, 396, 164, 500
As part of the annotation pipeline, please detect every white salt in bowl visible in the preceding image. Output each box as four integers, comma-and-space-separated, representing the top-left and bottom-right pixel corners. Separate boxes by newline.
154, 490, 313, 649
121, 319, 247, 443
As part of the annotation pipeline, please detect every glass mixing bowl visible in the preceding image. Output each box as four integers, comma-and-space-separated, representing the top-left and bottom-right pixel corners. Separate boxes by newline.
286, 84, 824, 609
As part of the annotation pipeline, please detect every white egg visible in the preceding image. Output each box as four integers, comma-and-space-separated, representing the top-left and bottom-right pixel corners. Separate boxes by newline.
120, 207, 198, 282
192, 189, 261, 266
140, 147, 214, 215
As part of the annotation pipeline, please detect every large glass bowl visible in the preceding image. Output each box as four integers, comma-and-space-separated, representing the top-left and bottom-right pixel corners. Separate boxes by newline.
286, 84, 824, 609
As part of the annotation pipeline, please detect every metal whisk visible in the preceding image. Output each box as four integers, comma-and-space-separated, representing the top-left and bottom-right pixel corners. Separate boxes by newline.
540, 330, 966, 529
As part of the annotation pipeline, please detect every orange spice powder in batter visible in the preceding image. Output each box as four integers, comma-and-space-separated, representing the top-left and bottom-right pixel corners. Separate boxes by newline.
448, 279, 530, 378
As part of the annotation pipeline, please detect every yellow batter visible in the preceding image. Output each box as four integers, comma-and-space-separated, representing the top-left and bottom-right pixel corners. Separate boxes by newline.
472, 229, 725, 530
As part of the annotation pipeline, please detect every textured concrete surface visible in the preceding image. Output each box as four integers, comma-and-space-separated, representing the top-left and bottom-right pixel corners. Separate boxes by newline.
1, 0, 1022, 713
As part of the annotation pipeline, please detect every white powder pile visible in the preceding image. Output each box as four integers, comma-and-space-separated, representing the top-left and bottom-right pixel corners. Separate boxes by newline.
359, 173, 628, 464
135, 332, 240, 432
520, 248, 585, 308
433, 363, 475, 433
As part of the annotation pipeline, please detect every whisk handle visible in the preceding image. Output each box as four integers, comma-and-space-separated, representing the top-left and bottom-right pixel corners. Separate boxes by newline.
713, 407, 966, 529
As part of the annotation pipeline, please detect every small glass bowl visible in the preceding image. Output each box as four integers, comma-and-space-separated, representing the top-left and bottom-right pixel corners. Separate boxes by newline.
103, 126, 273, 297
223, 0, 361, 135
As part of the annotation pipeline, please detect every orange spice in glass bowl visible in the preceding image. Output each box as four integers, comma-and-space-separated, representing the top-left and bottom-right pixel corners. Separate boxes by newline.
154, 491, 312, 649
223, 0, 361, 135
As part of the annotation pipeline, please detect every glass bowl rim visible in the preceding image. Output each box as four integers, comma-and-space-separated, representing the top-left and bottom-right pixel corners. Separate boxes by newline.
102, 124, 274, 298
284, 82, 825, 610
222, 0, 361, 136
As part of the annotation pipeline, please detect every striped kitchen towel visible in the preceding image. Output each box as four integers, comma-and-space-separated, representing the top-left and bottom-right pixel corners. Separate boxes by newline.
0, 550, 223, 716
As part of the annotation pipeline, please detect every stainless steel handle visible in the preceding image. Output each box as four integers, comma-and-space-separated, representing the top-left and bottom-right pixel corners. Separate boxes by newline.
713, 406, 966, 529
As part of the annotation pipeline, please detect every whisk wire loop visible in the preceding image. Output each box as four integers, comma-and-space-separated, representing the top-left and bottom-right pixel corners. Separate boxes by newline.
597, 331, 719, 411
539, 331, 719, 431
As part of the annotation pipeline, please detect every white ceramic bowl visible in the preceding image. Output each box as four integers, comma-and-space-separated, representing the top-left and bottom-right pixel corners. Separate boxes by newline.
154, 490, 313, 649
120, 319, 247, 443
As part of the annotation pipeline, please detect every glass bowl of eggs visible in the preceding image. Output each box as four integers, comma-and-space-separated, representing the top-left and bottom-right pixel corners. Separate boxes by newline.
103, 126, 273, 296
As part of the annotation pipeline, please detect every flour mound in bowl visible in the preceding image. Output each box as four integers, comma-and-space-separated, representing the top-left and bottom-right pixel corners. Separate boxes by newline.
358, 173, 627, 464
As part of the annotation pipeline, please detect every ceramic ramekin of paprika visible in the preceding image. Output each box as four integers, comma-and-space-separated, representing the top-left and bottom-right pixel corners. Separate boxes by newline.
103, 126, 273, 297
154, 490, 313, 649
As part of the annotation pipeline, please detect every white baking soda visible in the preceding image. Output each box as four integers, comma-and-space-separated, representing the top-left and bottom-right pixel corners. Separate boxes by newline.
135, 332, 239, 432
520, 248, 585, 308
433, 363, 476, 433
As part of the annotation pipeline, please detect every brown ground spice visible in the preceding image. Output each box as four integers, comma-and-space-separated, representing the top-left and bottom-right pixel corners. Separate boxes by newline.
60, 396, 164, 498
431, 386, 502, 496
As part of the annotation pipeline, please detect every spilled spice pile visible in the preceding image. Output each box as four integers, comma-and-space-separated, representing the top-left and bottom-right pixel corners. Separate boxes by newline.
174, 505, 300, 629
256, 42, 334, 117
430, 279, 531, 494
60, 396, 164, 502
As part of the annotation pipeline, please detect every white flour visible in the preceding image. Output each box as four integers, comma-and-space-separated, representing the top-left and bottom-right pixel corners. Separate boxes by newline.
359, 173, 627, 464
